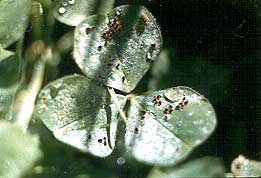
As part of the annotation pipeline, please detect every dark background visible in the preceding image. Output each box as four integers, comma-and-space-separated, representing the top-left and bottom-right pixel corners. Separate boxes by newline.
128, 0, 261, 168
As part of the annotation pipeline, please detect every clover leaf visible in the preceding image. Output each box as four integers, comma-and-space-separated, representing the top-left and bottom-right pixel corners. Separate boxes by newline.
53, 0, 114, 26
148, 157, 225, 177
35, 5, 217, 166
231, 155, 261, 176
74, 5, 162, 93
0, 121, 42, 178
0, 0, 31, 48
35, 75, 126, 157
125, 87, 216, 165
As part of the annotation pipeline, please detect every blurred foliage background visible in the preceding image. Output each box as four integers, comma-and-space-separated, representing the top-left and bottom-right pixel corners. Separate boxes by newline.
7, 0, 258, 177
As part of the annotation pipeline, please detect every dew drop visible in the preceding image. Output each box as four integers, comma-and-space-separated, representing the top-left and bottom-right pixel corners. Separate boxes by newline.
146, 52, 152, 61
116, 9, 123, 16
58, 7, 66, 14
117, 157, 126, 165
68, 0, 75, 5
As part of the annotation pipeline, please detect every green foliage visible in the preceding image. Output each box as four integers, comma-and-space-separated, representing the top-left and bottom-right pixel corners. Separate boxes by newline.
231, 155, 261, 176
0, 0, 31, 48
0, 46, 20, 119
0, 0, 259, 177
0, 46, 20, 87
148, 157, 225, 178
53, 0, 114, 26
0, 121, 42, 178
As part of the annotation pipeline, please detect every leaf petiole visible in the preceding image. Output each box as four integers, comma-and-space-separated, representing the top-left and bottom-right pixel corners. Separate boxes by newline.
107, 87, 128, 123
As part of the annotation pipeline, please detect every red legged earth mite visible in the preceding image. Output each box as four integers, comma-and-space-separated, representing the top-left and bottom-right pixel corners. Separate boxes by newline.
88, 134, 91, 140
153, 95, 162, 106
121, 76, 126, 83
175, 96, 189, 110
97, 45, 102, 51
164, 105, 173, 114
140, 110, 147, 119
85, 27, 92, 35
134, 127, 139, 134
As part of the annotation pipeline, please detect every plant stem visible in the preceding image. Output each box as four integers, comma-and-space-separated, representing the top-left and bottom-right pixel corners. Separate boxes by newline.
107, 87, 128, 123
14, 58, 46, 132
31, 1, 44, 40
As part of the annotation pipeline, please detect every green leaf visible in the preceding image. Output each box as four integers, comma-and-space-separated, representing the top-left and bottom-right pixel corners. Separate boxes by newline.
125, 87, 217, 165
35, 75, 126, 157
0, 46, 20, 119
74, 5, 162, 93
53, 0, 114, 26
231, 155, 261, 176
148, 157, 225, 177
0, 0, 31, 48
0, 46, 20, 87
0, 85, 18, 120
0, 121, 42, 178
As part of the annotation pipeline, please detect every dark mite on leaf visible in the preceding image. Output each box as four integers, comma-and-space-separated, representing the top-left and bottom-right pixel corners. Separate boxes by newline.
140, 110, 146, 119
97, 46, 102, 51
122, 76, 126, 83
134, 127, 139, 134
164, 105, 173, 114
153, 95, 162, 106
98, 139, 103, 143
85, 27, 92, 35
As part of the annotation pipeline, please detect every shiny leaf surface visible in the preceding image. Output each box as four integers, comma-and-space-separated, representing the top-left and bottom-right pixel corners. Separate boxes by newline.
125, 87, 217, 165
0, 0, 31, 48
53, 0, 114, 26
35, 75, 126, 157
74, 5, 162, 93
148, 157, 225, 177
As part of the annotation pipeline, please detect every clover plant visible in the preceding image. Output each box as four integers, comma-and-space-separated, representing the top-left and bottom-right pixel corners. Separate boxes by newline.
0, 0, 260, 177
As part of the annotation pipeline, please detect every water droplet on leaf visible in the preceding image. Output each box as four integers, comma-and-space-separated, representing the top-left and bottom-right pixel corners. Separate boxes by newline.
58, 7, 66, 14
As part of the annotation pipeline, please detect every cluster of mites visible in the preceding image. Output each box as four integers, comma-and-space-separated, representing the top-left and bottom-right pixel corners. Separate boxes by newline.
152, 95, 189, 110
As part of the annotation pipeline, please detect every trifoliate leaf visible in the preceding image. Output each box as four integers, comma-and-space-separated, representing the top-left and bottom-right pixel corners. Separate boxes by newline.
35, 75, 126, 157
148, 157, 225, 178
231, 155, 261, 176
125, 87, 217, 165
74, 5, 162, 93
0, 121, 42, 178
53, 0, 114, 26
0, 0, 31, 48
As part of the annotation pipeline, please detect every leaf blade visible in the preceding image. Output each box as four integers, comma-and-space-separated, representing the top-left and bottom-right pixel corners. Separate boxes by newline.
125, 87, 217, 165
0, 0, 31, 48
53, 0, 114, 26
0, 121, 42, 178
35, 75, 126, 157
74, 5, 162, 93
